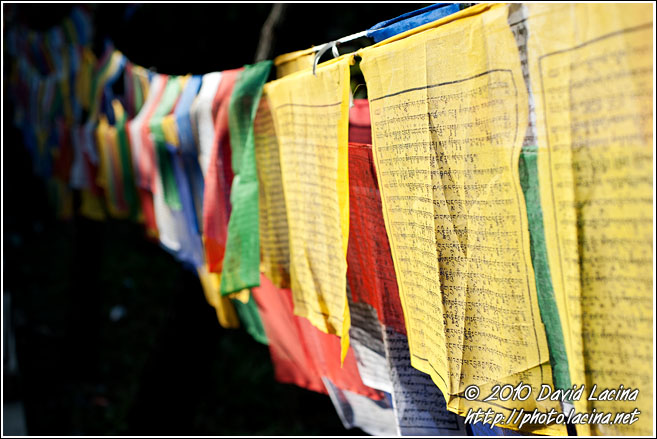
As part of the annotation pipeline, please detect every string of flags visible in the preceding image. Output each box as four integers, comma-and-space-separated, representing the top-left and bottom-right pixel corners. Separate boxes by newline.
5, 3, 653, 436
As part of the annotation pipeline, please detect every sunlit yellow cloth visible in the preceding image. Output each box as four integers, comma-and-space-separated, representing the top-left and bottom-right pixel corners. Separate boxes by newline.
254, 96, 290, 288
197, 264, 240, 329
526, 3, 653, 435
273, 47, 316, 78
359, 4, 563, 434
264, 55, 352, 363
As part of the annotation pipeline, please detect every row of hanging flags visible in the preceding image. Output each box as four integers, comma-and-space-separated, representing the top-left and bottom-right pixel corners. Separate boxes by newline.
5, 3, 653, 436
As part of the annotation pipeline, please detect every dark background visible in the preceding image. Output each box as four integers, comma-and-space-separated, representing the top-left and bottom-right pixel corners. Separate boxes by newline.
3, 2, 430, 436
7, 3, 421, 73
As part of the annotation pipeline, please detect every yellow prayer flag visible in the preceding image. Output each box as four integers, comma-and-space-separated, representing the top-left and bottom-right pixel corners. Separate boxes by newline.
527, 3, 653, 435
96, 113, 129, 219
197, 264, 240, 329
273, 47, 316, 78
359, 4, 563, 434
254, 95, 291, 288
161, 114, 179, 148
95, 116, 111, 193
79, 189, 107, 221
264, 55, 352, 363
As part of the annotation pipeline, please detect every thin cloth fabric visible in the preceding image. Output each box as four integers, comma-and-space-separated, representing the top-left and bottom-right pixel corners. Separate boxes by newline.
505, 4, 571, 394
526, 3, 653, 435
202, 68, 242, 273
348, 99, 372, 144
263, 56, 352, 363
323, 378, 398, 436
159, 76, 206, 268
470, 422, 527, 436
173, 75, 205, 241
382, 327, 467, 435
231, 292, 268, 345
347, 104, 466, 435
78, 122, 107, 221
127, 73, 168, 238
188, 71, 222, 240
150, 75, 186, 253
358, 5, 563, 433
254, 96, 290, 289
366, 3, 460, 43
273, 47, 316, 78
197, 264, 240, 329
114, 98, 141, 220
251, 274, 326, 394
73, 48, 126, 221
191, 72, 222, 177
347, 99, 406, 335
260, 280, 383, 400
210, 70, 237, 211
124, 62, 150, 119
251, 274, 382, 400
95, 101, 132, 218
220, 61, 273, 295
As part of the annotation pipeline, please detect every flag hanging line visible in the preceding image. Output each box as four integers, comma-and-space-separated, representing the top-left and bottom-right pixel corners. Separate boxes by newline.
311, 30, 368, 76
309, 3, 464, 75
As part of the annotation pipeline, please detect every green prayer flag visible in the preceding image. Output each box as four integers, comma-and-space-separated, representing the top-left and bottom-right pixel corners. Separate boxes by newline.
232, 294, 268, 345
519, 145, 572, 392
220, 61, 272, 295
115, 107, 141, 220
149, 76, 182, 210
133, 73, 144, 116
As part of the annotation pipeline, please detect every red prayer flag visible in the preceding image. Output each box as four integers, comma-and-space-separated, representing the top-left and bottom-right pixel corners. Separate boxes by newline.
203, 68, 241, 273
252, 273, 383, 400
130, 76, 169, 237
348, 98, 373, 145
298, 311, 384, 400
347, 99, 406, 335
252, 274, 326, 394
